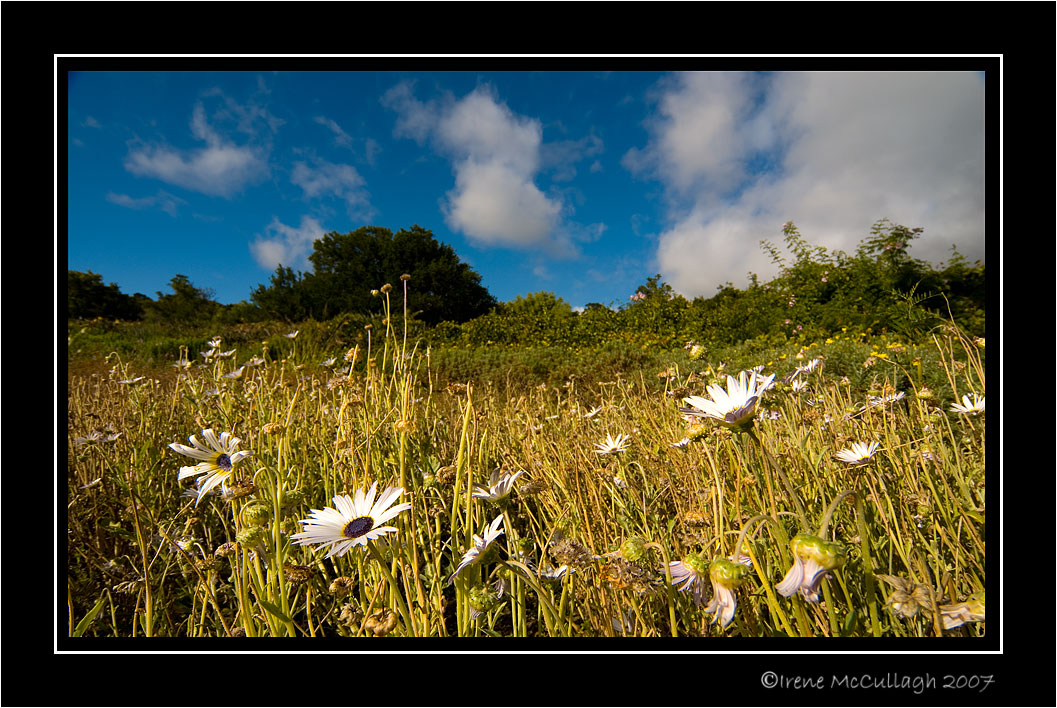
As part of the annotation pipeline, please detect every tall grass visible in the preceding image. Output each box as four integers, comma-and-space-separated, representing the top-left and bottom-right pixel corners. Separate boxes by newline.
65, 289, 986, 638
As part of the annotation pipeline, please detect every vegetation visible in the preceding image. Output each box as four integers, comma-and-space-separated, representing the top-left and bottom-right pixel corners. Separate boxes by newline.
65, 219, 988, 639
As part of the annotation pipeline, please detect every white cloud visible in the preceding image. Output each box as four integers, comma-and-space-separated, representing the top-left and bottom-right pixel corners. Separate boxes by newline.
249, 215, 326, 270
290, 157, 373, 221
123, 95, 274, 198
384, 81, 602, 257
627, 71, 986, 298
105, 190, 186, 217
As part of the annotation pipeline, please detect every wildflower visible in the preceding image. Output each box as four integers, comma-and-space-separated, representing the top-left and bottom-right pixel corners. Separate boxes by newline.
74, 430, 122, 446
283, 330, 299, 339
244, 355, 265, 367
670, 436, 692, 448
117, 376, 146, 385
681, 369, 775, 431
861, 390, 906, 411
449, 515, 505, 584
704, 558, 751, 628
223, 366, 245, 380
169, 429, 253, 506
290, 483, 412, 558
594, 432, 631, 455
776, 534, 847, 602
939, 590, 985, 630
950, 393, 985, 416
875, 574, 933, 619
835, 440, 880, 465
472, 468, 524, 502
665, 552, 710, 606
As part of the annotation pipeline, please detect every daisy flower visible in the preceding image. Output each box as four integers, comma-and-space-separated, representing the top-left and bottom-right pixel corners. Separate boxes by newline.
472, 469, 524, 502
665, 552, 710, 606
939, 590, 985, 630
682, 369, 775, 431
704, 558, 751, 628
835, 440, 880, 465
448, 515, 505, 584
169, 429, 253, 506
950, 392, 985, 416
291, 482, 412, 558
593, 432, 632, 455
282, 330, 300, 339
776, 534, 847, 602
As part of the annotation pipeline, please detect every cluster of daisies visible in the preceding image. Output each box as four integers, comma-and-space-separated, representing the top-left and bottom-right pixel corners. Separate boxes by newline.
165, 358, 984, 633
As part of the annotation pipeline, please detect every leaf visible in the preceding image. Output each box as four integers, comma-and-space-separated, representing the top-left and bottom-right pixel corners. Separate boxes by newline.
256, 596, 292, 624
72, 592, 109, 637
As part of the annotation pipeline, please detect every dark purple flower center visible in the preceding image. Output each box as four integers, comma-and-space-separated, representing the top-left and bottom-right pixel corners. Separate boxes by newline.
342, 516, 375, 539
215, 453, 233, 472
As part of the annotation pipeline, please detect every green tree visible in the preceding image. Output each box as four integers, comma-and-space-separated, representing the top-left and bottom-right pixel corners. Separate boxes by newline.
67, 270, 144, 320
147, 274, 219, 324
256, 225, 496, 324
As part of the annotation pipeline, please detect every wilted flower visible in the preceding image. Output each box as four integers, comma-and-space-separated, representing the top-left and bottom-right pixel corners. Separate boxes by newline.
682, 369, 775, 431
448, 515, 505, 584
949, 392, 985, 416
876, 574, 934, 619
169, 429, 254, 506
594, 432, 632, 455
472, 468, 524, 502
290, 483, 411, 558
939, 590, 985, 629
835, 440, 880, 465
776, 534, 847, 602
704, 558, 752, 628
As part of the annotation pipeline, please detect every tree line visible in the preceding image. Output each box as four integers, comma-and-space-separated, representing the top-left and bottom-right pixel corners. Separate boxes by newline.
67, 219, 986, 344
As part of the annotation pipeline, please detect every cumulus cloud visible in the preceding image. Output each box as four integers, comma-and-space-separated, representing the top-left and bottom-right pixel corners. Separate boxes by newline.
249, 215, 326, 270
626, 71, 986, 298
382, 81, 602, 257
123, 95, 274, 198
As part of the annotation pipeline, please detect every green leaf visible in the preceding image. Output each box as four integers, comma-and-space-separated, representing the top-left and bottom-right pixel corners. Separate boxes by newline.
256, 596, 292, 624
72, 592, 109, 637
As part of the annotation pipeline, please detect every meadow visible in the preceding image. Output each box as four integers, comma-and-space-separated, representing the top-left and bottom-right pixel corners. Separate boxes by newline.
65, 292, 986, 639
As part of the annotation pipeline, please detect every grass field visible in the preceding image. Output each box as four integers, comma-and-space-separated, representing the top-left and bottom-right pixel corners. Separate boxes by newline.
64, 313, 986, 639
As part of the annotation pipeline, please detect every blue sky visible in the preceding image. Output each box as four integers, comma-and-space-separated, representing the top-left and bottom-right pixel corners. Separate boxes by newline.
66, 68, 987, 311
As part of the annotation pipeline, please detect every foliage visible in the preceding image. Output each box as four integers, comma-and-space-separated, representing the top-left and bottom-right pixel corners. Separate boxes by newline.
251, 225, 496, 324
145, 274, 220, 325
68, 270, 145, 321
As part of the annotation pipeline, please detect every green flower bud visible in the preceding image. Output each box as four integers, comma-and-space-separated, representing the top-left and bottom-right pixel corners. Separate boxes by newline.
241, 500, 272, 527
620, 536, 647, 562
282, 488, 307, 507
468, 584, 500, 617
236, 525, 268, 547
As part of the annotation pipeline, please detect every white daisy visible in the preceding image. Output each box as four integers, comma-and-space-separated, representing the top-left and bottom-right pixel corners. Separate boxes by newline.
593, 432, 631, 455
448, 515, 505, 584
291, 483, 412, 558
776, 534, 847, 603
835, 440, 880, 465
472, 469, 524, 502
665, 553, 710, 606
704, 558, 751, 628
682, 369, 775, 430
169, 429, 253, 506
950, 393, 985, 416
283, 330, 300, 339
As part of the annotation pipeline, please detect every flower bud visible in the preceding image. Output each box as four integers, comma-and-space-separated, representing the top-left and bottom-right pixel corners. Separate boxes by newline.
619, 536, 647, 562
